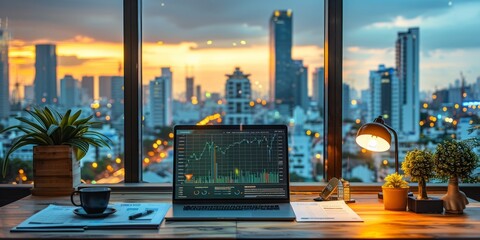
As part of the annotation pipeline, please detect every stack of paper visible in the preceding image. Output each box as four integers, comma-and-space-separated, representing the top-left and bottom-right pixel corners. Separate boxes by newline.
11, 203, 171, 232
291, 200, 363, 222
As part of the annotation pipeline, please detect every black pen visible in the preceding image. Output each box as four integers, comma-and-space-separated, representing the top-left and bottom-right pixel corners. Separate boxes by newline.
128, 209, 154, 220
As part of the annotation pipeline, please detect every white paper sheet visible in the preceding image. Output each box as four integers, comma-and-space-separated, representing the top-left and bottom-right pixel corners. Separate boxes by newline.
291, 201, 363, 222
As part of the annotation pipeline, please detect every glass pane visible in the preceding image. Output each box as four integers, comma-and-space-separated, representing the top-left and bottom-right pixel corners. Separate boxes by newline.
142, 0, 325, 183
343, 0, 480, 183
0, 0, 124, 184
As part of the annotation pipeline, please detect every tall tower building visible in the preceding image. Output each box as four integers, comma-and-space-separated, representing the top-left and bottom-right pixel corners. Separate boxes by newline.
149, 68, 172, 127
396, 27, 419, 140
0, 24, 10, 118
225, 67, 253, 125
269, 10, 293, 114
196, 85, 202, 103
111, 76, 124, 118
312, 67, 324, 111
60, 75, 80, 109
34, 44, 57, 105
99, 76, 112, 100
81, 76, 94, 100
292, 60, 309, 111
186, 77, 194, 103
369, 65, 400, 130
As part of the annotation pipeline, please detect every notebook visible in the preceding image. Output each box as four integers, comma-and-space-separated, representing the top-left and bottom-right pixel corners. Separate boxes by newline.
165, 125, 295, 221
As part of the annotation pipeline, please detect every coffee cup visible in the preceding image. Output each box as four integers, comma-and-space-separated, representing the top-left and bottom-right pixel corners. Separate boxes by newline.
71, 187, 111, 214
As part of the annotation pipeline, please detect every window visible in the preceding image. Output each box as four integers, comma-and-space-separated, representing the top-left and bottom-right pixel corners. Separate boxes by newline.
0, 0, 124, 184
141, 0, 325, 183
343, 0, 480, 183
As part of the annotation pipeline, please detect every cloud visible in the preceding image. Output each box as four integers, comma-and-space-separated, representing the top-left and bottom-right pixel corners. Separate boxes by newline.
368, 16, 423, 29
58, 55, 90, 67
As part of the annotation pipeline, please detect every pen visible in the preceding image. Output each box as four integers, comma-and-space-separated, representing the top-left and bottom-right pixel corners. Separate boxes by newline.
128, 209, 154, 220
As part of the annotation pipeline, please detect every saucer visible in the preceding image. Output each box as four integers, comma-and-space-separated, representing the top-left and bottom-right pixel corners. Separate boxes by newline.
73, 207, 116, 218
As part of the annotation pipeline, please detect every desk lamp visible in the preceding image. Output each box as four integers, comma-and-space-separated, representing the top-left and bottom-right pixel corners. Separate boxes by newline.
355, 115, 399, 199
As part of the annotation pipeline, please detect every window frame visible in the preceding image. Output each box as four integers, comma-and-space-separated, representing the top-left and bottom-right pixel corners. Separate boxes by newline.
121, 0, 342, 183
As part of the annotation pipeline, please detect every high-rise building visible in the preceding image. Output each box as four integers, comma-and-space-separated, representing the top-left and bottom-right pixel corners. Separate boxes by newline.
0, 24, 9, 118
149, 68, 172, 127
111, 76, 124, 118
225, 67, 253, 125
186, 77, 194, 103
34, 44, 57, 105
99, 76, 112, 100
269, 10, 293, 113
81, 76, 94, 100
196, 85, 202, 103
60, 75, 80, 108
369, 65, 400, 130
292, 60, 309, 111
396, 27, 420, 140
312, 67, 324, 111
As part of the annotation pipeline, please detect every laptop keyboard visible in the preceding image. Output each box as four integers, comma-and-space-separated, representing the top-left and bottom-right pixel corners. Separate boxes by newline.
183, 205, 280, 211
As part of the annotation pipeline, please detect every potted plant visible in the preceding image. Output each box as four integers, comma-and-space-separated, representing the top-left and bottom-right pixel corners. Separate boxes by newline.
434, 139, 479, 214
402, 149, 443, 213
382, 172, 409, 211
0, 107, 111, 196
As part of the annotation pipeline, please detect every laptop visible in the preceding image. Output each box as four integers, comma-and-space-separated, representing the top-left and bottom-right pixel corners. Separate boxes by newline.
165, 125, 296, 221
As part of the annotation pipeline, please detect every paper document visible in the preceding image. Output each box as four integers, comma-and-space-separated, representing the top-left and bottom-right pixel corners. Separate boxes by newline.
12, 202, 171, 232
291, 201, 363, 222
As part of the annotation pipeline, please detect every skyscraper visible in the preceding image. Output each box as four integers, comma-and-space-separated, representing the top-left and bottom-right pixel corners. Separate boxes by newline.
111, 76, 124, 118
343, 83, 352, 121
149, 68, 172, 127
186, 77, 194, 103
269, 10, 293, 114
396, 27, 420, 141
292, 60, 309, 111
312, 67, 324, 112
60, 75, 80, 109
99, 76, 112, 100
0, 24, 9, 118
368, 65, 400, 129
81, 76, 94, 100
34, 44, 57, 105
225, 67, 253, 124
196, 85, 202, 103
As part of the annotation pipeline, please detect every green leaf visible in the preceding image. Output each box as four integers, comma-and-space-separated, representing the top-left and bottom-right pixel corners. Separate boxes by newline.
60, 109, 71, 129
47, 124, 59, 137
2, 135, 39, 177
68, 110, 82, 125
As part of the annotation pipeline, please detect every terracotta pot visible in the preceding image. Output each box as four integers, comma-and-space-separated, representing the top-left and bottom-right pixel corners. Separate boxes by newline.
441, 176, 469, 214
32, 145, 80, 196
382, 187, 409, 211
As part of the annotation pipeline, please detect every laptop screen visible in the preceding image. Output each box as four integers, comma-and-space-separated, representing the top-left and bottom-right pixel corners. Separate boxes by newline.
173, 125, 289, 201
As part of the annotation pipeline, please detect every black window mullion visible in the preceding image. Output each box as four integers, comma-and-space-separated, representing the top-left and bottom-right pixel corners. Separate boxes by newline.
324, 0, 343, 180
123, 0, 142, 183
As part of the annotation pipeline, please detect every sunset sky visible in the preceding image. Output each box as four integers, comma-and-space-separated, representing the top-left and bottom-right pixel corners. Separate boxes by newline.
1, 0, 479, 100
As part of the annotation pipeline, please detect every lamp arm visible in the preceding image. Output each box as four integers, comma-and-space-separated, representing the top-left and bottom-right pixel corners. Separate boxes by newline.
383, 124, 399, 173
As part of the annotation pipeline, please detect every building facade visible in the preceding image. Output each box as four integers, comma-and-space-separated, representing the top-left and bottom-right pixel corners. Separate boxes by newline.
149, 68, 172, 127
186, 77, 194, 103
312, 67, 324, 112
269, 10, 293, 114
225, 67, 253, 125
34, 44, 57, 105
0, 25, 9, 118
60, 75, 80, 109
81, 76, 94, 101
396, 27, 420, 141
369, 65, 400, 130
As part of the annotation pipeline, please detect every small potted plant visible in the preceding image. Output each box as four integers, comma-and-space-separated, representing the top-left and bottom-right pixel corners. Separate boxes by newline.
402, 149, 443, 213
382, 172, 409, 211
0, 107, 112, 196
434, 139, 479, 214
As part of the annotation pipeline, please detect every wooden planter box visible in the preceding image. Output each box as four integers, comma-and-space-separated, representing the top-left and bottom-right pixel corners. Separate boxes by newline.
32, 146, 80, 196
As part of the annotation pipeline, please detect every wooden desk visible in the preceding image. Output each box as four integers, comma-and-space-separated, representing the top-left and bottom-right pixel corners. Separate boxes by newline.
1, 193, 479, 239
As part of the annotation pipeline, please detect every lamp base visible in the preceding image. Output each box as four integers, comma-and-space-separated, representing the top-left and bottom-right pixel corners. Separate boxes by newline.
378, 191, 413, 199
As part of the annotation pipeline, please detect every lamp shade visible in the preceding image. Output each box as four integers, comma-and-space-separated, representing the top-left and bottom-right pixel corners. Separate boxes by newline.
355, 122, 391, 152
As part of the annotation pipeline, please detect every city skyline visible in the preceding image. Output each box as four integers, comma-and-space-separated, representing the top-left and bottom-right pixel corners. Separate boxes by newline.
1, 0, 478, 100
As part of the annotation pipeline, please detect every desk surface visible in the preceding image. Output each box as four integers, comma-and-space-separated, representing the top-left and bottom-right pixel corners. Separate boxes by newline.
0, 192, 479, 239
